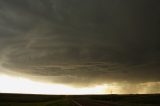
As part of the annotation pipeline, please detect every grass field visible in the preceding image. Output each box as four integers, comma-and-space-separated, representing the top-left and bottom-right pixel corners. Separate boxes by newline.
0, 99, 73, 106
0, 93, 159, 106
87, 94, 160, 106
0, 94, 73, 106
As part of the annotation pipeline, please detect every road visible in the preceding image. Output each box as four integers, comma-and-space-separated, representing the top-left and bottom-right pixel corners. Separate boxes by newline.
72, 98, 118, 106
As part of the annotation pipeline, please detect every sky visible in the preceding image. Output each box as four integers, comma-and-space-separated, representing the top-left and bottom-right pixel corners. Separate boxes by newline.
0, 0, 160, 94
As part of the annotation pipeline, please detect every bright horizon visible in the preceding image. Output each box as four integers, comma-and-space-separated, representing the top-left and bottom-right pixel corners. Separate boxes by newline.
0, 74, 159, 95
0, 74, 108, 95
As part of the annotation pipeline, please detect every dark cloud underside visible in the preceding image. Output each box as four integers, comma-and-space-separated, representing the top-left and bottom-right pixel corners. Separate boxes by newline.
0, 0, 160, 86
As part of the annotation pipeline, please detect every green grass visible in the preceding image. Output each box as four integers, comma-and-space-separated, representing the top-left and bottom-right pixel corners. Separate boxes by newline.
0, 94, 159, 106
87, 94, 160, 106
0, 99, 73, 106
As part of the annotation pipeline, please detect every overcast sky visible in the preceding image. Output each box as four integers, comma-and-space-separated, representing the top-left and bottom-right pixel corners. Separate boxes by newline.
0, 0, 160, 94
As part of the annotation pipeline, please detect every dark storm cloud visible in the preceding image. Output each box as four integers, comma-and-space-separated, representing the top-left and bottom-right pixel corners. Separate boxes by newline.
0, 0, 160, 86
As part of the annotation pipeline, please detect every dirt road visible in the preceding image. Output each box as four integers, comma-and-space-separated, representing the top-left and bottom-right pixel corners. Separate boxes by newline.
72, 98, 118, 106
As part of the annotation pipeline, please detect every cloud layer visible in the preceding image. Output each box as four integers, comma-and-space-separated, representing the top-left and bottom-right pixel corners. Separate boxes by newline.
0, 0, 160, 92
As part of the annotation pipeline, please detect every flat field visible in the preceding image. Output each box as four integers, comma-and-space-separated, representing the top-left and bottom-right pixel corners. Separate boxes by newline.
0, 93, 159, 106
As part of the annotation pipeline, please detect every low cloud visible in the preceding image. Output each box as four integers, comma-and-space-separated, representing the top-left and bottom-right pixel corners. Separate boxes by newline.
0, 0, 160, 93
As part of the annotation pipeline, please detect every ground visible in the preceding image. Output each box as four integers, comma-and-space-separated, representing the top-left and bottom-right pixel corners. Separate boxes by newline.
0, 93, 160, 106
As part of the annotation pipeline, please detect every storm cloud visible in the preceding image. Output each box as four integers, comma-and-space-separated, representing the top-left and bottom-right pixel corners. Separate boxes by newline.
0, 0, 160, 91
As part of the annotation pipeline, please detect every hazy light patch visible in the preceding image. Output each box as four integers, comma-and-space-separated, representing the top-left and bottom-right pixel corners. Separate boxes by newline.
0, 74, 159, 94
0, 74, 108, 94
106, 82, 160, 94
139, 82, 160, 94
